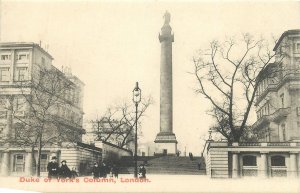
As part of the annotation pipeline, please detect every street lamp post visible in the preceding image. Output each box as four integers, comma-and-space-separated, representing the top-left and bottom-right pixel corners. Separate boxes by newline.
132, 82, 141, 178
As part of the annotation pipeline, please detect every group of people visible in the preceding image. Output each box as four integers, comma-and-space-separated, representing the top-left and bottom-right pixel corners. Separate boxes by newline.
48, 156, 147, 179
47, 156, 78, 179
92, 162, 119, 179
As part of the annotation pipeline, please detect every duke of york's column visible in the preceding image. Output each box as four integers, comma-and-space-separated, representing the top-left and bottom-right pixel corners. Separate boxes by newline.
154, 11, 178, 155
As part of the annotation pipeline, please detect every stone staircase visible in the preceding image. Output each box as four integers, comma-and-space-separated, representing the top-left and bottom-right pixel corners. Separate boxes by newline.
118, 156, 206, 175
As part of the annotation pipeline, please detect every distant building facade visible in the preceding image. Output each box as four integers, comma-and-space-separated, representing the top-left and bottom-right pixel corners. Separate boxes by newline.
253, 29, 300, 142
0, 42, 101, 176
205, 30, 300, 178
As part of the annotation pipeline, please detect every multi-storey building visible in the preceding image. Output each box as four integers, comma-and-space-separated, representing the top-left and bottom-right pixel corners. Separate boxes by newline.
253, 29, 300, 142
0, 42, 102, 176
205, 30, 300, 178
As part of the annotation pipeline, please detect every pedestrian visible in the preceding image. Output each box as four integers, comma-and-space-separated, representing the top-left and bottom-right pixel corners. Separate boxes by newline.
100, 162, 108, 178
197, 162, 201, 170
47, 156, 59, 179
190, 153, 194, 161
103, 163, 109, 178
138, 165, 146, 178
112, 164, 119, 178
92, 162, 100, 178
71, 167, 79, 178
59, 160, 71, 178
109, 166, 113, 178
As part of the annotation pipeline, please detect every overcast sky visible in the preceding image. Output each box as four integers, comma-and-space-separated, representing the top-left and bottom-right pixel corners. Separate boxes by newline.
1, 1, 300, 155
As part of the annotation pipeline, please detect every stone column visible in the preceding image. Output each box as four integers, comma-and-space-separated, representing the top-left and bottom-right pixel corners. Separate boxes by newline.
289, 153, 298, 178
298, 153, 300, 177
0, 151, 10, 176
24, 151, 33, 176
260, 153, 268, 178
232, 152, 239, 178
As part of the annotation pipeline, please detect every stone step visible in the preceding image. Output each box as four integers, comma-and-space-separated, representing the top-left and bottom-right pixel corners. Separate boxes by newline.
118, 155, 206, 175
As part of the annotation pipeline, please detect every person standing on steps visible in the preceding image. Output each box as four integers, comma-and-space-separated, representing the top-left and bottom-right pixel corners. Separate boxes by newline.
197, 162, 201, 170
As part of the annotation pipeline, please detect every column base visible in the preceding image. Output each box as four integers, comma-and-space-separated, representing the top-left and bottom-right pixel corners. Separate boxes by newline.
154, 132, 178, 155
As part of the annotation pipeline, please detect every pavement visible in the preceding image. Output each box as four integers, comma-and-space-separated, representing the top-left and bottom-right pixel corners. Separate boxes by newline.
0, 174, 299, 193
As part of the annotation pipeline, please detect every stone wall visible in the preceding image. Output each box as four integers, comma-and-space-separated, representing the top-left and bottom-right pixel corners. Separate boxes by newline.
205, 141, 300, 178
94, 141, 132, 164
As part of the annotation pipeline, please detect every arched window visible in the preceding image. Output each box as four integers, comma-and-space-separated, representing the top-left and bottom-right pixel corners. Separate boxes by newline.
271, 156, 285, 166
243, 155, 257, 166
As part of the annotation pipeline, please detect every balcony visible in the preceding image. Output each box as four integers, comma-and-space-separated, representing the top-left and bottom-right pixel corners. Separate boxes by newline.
269, 107, 291, 122
252, 107, 291, 129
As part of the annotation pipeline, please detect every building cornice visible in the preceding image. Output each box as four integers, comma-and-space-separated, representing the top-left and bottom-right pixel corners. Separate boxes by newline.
0, 42, 54, 60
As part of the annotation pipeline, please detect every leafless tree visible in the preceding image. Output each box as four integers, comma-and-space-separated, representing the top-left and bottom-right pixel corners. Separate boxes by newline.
90, 96, 152, 148
0, 64, 82, 176
193, 34, 286, 142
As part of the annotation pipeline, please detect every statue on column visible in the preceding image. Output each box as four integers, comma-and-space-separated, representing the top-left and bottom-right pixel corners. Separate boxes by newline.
164, 11, 171, 25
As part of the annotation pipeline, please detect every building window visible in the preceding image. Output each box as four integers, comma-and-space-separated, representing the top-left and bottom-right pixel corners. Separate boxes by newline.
280, 94, 284, 108
17, 53, 29, 61
1, 54, 11, 61
295, 43, 300, 53
13, 154, 25, 172
242, 155, 257, 166
296, 107, 300, 116
271, 156, 285, 166
40, 154, 48, 172
0, 125, 5, 136
264, 106, 267, 115
0, 68, 10, 81
15, 67, 28, 81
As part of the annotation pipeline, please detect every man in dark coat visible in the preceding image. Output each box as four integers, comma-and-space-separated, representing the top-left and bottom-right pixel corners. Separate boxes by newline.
59, 160, 71, 178
92, 162, 100, 178
138, 165, 146, 178
101, 163, 109, 178
47, 156, 59, 179
112, 164, 119, 178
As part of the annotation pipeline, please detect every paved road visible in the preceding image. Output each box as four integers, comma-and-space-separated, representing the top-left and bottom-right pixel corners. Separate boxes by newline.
0, 174, 299, 193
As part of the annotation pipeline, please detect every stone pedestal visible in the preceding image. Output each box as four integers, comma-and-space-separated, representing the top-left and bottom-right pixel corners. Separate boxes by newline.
154, 133, 177, 155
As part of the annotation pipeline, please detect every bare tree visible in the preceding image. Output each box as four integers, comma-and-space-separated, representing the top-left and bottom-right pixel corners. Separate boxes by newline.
0, 64, 82, 176
90, 96, 152, 148
193, 34, 286, 142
